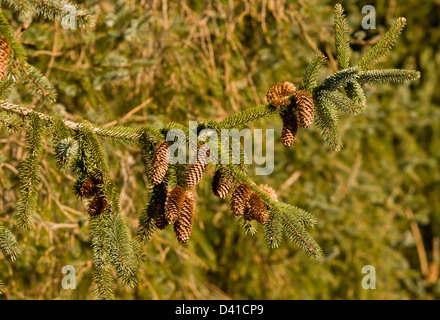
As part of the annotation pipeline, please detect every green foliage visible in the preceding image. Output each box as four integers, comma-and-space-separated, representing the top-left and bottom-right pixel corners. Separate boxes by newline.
358, 69, 421, 84
358, 17, 407, 70
313, 92, 342, 151
0, 0, 435, 300
334, 3, 351, 70
15, 113, 44, 229
0, 0, 94, 27
0, 221, 21, 260
299, 53, 327, 93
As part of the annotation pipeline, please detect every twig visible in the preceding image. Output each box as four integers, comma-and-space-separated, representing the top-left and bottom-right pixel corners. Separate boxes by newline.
405, 208, 429, 278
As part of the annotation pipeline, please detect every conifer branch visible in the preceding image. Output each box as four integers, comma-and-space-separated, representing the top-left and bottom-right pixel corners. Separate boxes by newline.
345, 80, 367, 112
299, 52, 327, 92
16, 112, 44, 229
0, 0, 95, 28
357, 17, 407, 70
219, 102, 281, 129
0, 2, 423, 298
319, 67, 360, 91
334, 3, 351, 70
313, 92, 342, 151
319, 89, 362, 114
0, 221, 21, 261
357, 69, 421, 84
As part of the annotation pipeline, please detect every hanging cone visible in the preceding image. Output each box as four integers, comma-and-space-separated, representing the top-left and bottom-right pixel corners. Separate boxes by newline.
212, 167, 234, 199
260, 184, 278, 201
230, 183, 252, 217
174, 191, 196, 243
0, 37, 10, 81
244, 192, 268, 224
266, 81, 296, 108
280, 108, 299, 147
151, 141, 170, 185
164, 185, 186, 223
79, 175, 99, 198
87, 196, 108, 217
294, 90, 315, 128
154, 185, 169, 230
186, 144, 210, 187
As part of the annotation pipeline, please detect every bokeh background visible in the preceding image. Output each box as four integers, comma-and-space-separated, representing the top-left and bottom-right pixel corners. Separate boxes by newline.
0, 0, 439, 299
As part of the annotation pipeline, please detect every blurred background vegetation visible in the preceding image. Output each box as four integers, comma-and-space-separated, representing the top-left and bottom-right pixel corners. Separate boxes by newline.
0, 0, 439, 299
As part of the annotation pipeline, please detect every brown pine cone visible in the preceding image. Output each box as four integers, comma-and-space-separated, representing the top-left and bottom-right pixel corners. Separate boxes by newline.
0, 37, 10, 81
154, 185, 169, 230
294, 90, 315, 128
164, 185, 186, 223
212, 167, 234, 199
244, 192, 268, 224
280, 108, 299, 147
230, 183, 252, 217
151, 141, 170, 185
174, 191, 196, 244
88, 196, 108, 217
186, 144, 210, 187
79, 176, 99, 198
266, 81, 296, 108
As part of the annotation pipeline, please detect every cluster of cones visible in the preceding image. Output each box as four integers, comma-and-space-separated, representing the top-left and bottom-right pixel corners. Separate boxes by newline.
266, 81, 315, 147
149, 141, 279, 242
230, 183, 277, 224
154, 185, 196, 244
78, 174, 108, 217
150, 142, 209, 243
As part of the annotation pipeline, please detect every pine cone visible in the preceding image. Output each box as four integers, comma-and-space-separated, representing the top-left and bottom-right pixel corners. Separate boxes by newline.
164, 185, 186, 223
186, 144, 210, 187
294, 90, 315, 128
244, 192, 268, 224
151, 141, 170, 185
260, 184, 278, 201
0, 37, 10, 81
266, 81, 296, 108
154, 185, 169, 230
174, 191, 196, 243
212, 167, 234, 199
280, 108, 299, 147
230, 183, 252, 217
88, 196, 108, 217
79, 176, 98, 198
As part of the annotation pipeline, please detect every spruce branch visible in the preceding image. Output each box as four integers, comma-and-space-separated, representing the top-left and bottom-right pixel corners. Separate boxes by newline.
19, 62, 57, 106
319, 67, 360, 91
357, 69, 421, 84
0, 109, 23, 131
16, 112, 44, 229
88, 213, 115, 300
334, 3, 351, 70
345, 80, 367, 112
78, 126, 139, 288
0, 221, 21, 261
0, 100, 162, 143
318, 89, 362, 114
0, 0, 95, 28
298, 52, 327, 92
0, 2, 423, 298
313, 91, 342, 152
219, 102, 281, 129
357, 17, 407, 70
262, 210, 283, 248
